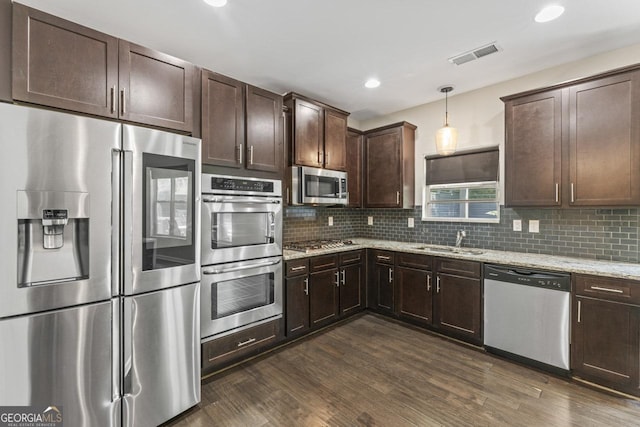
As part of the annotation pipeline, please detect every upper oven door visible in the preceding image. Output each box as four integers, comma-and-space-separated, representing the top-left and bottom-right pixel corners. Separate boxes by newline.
201, 195, 282, 266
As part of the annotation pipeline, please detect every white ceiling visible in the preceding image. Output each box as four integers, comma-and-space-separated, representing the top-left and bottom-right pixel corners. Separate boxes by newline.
17, 0, 640, 121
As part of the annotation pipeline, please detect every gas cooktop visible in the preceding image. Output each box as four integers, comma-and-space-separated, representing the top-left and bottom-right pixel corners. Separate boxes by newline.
284, 239, 354, 253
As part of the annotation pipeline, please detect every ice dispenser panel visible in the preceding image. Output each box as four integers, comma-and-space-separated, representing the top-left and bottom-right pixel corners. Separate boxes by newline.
17, 191, 90, 287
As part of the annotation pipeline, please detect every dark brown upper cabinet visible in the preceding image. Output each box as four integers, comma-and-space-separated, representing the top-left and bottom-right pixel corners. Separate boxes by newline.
503, 65, 640, 207
346, 128, 364, 208
363, 122, 416, 208
1, 0, 14, 102
201, 70, 283, 176
12, 3, 196, 134
284, 92, 349, 171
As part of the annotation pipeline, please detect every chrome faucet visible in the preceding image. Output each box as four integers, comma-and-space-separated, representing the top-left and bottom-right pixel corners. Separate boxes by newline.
455, 230, 466, 248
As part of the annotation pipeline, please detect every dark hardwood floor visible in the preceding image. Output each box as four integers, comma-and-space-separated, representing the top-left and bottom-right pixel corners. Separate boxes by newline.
167, 314, 640, 426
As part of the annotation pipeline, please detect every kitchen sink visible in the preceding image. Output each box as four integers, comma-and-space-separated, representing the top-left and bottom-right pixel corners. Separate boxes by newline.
415, 246, 484, 255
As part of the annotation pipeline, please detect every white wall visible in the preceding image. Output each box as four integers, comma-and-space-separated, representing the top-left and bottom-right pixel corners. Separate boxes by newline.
359, 43, 640, 204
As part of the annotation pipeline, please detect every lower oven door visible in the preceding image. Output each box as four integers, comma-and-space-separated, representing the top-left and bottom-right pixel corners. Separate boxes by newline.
201, 256, 283, 339
201, 196, 282, 265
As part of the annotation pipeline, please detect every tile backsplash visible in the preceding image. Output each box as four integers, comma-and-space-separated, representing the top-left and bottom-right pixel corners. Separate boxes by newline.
283, 206, 640, 263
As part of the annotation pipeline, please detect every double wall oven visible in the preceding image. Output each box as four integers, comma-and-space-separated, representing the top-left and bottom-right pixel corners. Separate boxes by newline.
200, 174, 283, 340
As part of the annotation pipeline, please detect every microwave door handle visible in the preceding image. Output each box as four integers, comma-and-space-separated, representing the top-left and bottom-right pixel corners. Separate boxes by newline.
202, 258, 281, 275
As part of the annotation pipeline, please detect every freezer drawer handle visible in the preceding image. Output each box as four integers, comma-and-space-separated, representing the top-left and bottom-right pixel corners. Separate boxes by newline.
237, 338, 256, 348
203, 259, 281, 275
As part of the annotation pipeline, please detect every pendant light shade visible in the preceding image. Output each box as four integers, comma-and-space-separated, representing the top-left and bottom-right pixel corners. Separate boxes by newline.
435, 86, 458, 156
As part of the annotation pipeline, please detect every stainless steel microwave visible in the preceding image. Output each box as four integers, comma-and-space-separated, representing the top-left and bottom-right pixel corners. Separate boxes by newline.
291, 166, 348, 206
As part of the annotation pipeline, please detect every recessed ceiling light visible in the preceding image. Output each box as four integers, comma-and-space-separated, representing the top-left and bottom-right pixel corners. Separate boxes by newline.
204, 0, 227, 7
535, 5, 565, 23
365, 78, 380, 89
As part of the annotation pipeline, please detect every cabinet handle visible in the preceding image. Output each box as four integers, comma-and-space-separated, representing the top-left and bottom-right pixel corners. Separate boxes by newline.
318, 151, 324, 165
396, 191, 400, 205
237, 338, 256, 348
335, 271, 340, 287
290, 266, 306, 272
238, 144, 243, 164
249, 146, 254, 165
388, 267, 393, 283
426, 275, 431, 291
326, 152, 330, 165
589, 286, 624, 294
304, 277, 309, 296
120, 88, 126, 115
570, 182, 575, 203
286, 187, 290, 205
341, 269, 346, 285
555, 183, 559, 203
577, 300, 581, 323
436, 276, 441, 293
110, 86, 116, 114
377, 255, 391, 261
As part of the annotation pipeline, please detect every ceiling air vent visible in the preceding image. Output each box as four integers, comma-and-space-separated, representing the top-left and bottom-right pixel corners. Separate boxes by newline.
449, 42, 501, 65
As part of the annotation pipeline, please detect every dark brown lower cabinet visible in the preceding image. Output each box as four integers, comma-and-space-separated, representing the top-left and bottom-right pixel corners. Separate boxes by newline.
572, 274, 640, 396
397, 266, 432, 326
340, 262, 362, 315
309, 268, 340, 328
372, 251, 395, 315
286, 275, 309, 337
434, 258, 482, 345
201, 318, 282, 376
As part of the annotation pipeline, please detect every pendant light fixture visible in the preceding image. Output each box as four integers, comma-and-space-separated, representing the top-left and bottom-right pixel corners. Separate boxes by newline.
435, 85, 458, 155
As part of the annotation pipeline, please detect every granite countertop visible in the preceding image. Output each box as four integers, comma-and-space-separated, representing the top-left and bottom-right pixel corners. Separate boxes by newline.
283, 238, 640, 281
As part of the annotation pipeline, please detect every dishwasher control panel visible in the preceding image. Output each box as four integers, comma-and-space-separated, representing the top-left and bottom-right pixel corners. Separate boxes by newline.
484, 265, 570, 292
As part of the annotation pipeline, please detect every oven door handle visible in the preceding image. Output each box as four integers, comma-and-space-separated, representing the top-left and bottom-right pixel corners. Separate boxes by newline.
202, 197, 281, 204
202, 259, 281, 275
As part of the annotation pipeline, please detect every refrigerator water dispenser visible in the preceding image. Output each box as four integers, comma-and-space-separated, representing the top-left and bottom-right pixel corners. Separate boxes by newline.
17, 190, 90, 287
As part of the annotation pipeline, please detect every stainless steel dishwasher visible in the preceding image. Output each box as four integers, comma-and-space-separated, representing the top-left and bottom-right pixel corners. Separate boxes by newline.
483, 264, 571, 374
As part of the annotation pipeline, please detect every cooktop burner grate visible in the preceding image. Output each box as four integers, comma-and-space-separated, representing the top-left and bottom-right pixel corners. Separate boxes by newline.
284, 239, 354, 253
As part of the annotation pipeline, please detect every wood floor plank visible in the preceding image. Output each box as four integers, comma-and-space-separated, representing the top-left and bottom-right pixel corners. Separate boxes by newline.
165, 314, 640, 426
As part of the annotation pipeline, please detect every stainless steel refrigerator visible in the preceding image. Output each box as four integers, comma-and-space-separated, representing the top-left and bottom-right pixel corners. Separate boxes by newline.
0, 103, 201, 426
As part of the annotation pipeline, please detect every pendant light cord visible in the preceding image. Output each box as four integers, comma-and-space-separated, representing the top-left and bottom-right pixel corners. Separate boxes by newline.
444, 90, 449, 126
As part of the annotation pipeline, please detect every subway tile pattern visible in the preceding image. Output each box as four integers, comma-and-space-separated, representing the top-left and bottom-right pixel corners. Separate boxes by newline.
283, 206, 640, 263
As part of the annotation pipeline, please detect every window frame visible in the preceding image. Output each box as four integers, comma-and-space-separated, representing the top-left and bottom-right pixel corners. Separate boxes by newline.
422, 180, 500, 223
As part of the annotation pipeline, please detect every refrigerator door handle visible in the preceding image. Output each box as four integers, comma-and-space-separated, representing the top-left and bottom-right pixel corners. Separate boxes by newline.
122, 151, 134, 295
112, 150, 122, 297
123, 297, 134, 397
112, 298, 122, 405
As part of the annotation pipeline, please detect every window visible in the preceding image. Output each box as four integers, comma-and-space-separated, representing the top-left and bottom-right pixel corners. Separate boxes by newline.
422, 146, 499, 223
423, 181, 499, 222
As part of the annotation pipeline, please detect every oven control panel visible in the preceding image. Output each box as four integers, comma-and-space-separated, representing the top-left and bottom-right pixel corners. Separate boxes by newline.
202, 174, 282, 197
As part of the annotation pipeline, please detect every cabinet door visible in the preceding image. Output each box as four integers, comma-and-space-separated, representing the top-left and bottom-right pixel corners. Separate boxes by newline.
293, 99, 324, 167
435, 273, 482, 344
365, 128, 402, 207
569, 70, 640, 205
12, 3, 119, 117
375, 263, 395, 314
346, 129, 363, 208
340, 263, 362, 316
201, 71, 244, 167
285, 275, 310, 337
505, 90, 562, 207
397, 266, 432, 326
246, 85, 283, 174
573, 297, 640, 393
324, 109, 348, 171
309, 269, 339, 328
119, 40, 194, 133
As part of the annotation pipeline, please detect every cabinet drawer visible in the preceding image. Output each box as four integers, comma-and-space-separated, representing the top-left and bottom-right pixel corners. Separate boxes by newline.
372, 250, 394, 265
310, 254, 338, 272
436, 258, 480, 278
286, 258, 309, 277
575, 274, 640, 305
397, 252, 432, 270
340, 250, 363, 266
202, 319, 281, 371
